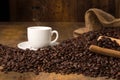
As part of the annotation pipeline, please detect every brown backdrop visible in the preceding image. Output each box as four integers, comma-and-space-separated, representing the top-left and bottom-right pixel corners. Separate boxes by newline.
9, 0, 119, 22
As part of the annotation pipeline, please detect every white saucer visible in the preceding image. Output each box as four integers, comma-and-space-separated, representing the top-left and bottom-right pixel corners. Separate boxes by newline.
17, 41, 59, 51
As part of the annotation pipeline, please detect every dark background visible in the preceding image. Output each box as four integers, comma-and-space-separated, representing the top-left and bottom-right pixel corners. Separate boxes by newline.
0, 0, 120, 22
0, 0, 9, 21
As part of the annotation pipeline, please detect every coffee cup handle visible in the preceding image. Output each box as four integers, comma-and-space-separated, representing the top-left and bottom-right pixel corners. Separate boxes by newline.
51, 30, 59, 44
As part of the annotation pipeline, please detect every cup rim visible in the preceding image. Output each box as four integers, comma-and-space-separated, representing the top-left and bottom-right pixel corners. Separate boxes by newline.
28, 26, 52, 30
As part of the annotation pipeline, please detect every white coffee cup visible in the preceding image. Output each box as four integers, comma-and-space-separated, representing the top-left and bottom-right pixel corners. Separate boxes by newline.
27, 26, 59, 49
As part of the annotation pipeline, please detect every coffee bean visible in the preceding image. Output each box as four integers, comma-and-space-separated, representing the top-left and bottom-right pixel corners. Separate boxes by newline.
0, 27, 120, 80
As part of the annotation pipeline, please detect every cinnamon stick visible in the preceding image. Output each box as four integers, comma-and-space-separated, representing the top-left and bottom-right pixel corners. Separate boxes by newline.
89, 45, 120, 58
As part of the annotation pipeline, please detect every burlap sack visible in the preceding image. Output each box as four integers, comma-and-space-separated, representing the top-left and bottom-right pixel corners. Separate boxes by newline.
73, 8, 120, 37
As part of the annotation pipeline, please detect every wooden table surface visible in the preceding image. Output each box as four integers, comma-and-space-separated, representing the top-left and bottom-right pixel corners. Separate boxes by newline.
0, 22, 115, 80
0, 22, 84, 47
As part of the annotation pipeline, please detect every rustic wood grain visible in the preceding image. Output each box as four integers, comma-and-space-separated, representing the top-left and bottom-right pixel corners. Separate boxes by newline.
17, 0, 33, 21
115, 0, 120, 18
9, 0, 17, 21
47, 0, 63, 22
76, 0, 92, 22
10, 0, 33, 21
91, 0, 109, 10
9, 0, 118, 22
108, 0, 115, 16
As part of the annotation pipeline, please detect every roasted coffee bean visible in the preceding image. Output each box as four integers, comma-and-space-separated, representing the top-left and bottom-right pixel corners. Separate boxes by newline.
0, 27, 119, 80
97, 36, 120, 51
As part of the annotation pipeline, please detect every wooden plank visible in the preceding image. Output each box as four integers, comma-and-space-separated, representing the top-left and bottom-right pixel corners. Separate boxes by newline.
76, 0, 92, 22
16, 0, 33, 21
108, 0, 115, 16
32, 0, 49, 21
9, 0, 17, 21
91, 0, 109, 11
9, 0, 117, 22
115, 0, 120, 18
61, 0, 77, 22
33, 0, 78, 22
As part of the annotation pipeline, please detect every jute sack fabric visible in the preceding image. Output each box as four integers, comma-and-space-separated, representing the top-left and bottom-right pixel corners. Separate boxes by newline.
73, 8, 120, 37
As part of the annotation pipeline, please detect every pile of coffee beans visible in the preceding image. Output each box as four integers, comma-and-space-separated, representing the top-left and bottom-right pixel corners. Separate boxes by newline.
0, 27, 120, 80
97, 37, 120, 51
